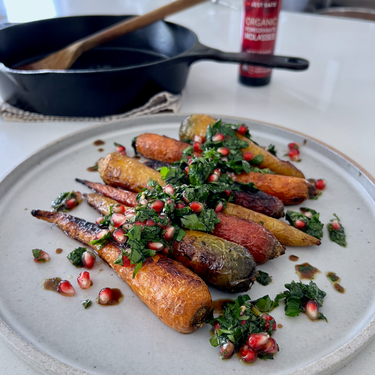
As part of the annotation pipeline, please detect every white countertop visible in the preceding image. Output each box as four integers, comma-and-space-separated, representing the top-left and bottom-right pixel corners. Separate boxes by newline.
0, 1, 374, 374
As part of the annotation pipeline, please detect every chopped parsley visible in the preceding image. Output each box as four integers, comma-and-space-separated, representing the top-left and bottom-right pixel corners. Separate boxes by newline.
275, 281, 327, 321
67, 247, 86, 267
327, 214, 347, 247
51, 191, 81, 211
256, 270, 272, 286
82, 299, 92, 309
285, 207, 324, 239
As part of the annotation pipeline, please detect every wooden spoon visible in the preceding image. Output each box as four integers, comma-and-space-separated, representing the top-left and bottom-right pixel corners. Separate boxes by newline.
16, 0, 208, 71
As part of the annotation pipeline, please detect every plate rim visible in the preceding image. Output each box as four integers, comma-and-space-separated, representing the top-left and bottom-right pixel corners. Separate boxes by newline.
1, 112, 375, 375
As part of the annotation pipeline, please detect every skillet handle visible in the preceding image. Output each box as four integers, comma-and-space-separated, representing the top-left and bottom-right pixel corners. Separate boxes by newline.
182, 44, 309, 71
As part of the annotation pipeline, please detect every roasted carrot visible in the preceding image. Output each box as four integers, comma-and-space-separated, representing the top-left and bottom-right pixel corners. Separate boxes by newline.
223, 203, 320, 247
235, 172, 317, 205
84, 192, 258, 293
179, 114, 305, 178
98, 152, 165, 192
214, 212, 285, 264
31, 209, 212, 334
232, 189, 284, 219
129, 132, 313, 205
76, 178, 138, 207
135, 133, 197, 164
236, 133, 305, 178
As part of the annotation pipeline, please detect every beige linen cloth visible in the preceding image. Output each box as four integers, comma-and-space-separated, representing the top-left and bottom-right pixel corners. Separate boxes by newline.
0, 91, 182, 122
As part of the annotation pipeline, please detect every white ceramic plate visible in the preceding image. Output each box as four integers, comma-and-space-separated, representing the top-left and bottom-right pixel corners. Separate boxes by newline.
1, 114, 375, 375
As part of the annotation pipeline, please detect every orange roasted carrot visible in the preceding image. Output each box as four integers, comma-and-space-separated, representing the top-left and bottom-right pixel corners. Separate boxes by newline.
235, 172, 317, 205
31, 209, 212, 334
135, 133, 199, 164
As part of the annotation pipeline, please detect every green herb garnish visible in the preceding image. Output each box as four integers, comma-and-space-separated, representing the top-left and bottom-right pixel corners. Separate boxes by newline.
67, 247, 86, 267
82, 299, 92, 309
256, 270, 272, 286
327, 214, 347, 247
285, 208, 324, 239
276, 280, 327, 321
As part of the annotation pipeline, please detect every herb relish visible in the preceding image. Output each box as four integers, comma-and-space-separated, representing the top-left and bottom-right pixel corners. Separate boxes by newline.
89, 124, 271, 277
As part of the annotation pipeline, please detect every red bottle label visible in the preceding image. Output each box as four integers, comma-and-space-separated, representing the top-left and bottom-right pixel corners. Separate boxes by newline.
240, 0, 282, 79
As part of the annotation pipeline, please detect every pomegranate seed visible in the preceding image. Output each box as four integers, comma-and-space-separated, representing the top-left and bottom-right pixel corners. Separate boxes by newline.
288, 142, 299, 149
57, 280, 75, 297
139, 198, 148, 206
243, 151, 253, 161
207, 173, 219, 183
163, 225, 175, 241
213, 322, 220, 333
241, 320, 247, 326
239, 345, 258, 363
237, 124, 248, 135
261, 314, 277, 331
294, 219, 306, 229
184, 166, 189, 176
305, 299, 319, 320
112, 204, 126, 214
247, 332, 269, 351
213, 168, 221, 176
189, 201, 204, 213
193, 142, 201, 152
77, 271, 92, 289
315, 179, 327, 190
193, 135, 203, 144
161, 246, 170, 256
303, 211, 313, 219
111, 213, 126, 227
260, 337, 278, 354
221, 157, 228, 162
32, 249, 50, 263
95, 216, 104, 225
217, 147, 230, 157
212, 133, 225, 142
148, 242, 164, 251
66, 198, 76, 210
164, 184, 175, 196
225, 190, 231, 197
288, 148, 300, 161
113, 228, 127, 244
176, 202, 186, 209
75, 191, 83, 203
96, 229, 109, 239
125, 211, 135, 221
134, 220, 145, 228
332, 219, 341, 230
215, 202, 224, 212
145, 219, 155, 226
157, 214, 170, 227
122, 256, 131, 267
97, 287, 113, 305
150, 200, 164, 213
116, 144, 126, 154
226, 172, 235, 182
123, 223, 133, 230
220, 341, 235, 359
82, 251, 96, 269
182, 191, 190, 204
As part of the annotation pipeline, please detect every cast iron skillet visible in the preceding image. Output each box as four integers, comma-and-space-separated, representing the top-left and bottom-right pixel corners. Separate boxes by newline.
0, 15, 309, 117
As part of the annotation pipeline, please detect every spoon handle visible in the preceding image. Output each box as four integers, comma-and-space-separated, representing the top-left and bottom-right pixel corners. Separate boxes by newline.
76, 0, 209, 55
